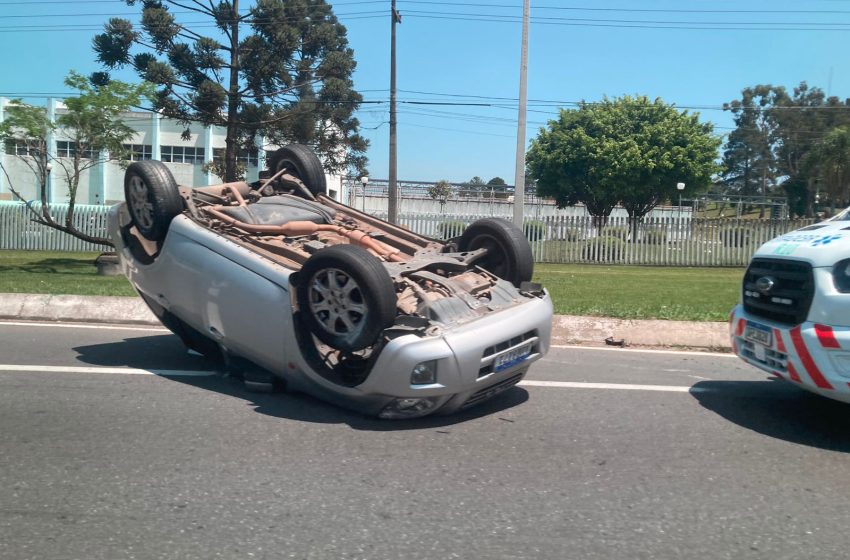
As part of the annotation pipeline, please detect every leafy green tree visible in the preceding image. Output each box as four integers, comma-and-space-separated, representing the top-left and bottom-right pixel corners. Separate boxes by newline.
808, 126, 850, 210
485, 176, 509, 198
771, 83, 850, 216
427, 179, 452, 208
93, 0, 367, 182
527, 95, 721, 229
722, 82, 850, 217
0, 72, 151, 246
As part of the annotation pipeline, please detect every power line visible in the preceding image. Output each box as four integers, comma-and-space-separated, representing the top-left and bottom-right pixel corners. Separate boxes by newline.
398, 1, 850, 15
400, 9, 850, 26
405, 14, 850, 31
4, 91, 849, 112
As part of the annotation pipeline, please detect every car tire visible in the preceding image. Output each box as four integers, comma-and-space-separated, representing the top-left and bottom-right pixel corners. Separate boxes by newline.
296, 245, 396, 352
458, 218, 534, 287
267, 144, 328, 197
124, 160, 183, 243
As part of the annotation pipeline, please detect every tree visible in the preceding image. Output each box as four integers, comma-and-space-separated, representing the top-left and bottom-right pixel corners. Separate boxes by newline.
428, 179, 452, 209
462, 175, 485, 197
808, 126, 850, 210
527, 95, 721, 229
722, 85, 777, 199
93, 0, 368, 182
722, 82, 850, 217
0, 72, 152, 246
485, 176, 509, 199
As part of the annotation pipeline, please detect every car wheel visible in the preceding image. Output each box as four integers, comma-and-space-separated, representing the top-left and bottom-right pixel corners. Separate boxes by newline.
267, 144, 328, 197
458, 217, 534, 287
296, 245, 396, 352
124, 160, 183, 243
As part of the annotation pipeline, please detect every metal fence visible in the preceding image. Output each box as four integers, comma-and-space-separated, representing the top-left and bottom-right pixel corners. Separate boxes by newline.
0, 201, 111, 252
386, 213, 813, 267
0, 200, 813, 266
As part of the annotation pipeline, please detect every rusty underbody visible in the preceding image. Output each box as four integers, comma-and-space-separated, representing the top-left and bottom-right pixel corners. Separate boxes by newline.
176, 172, 505, 319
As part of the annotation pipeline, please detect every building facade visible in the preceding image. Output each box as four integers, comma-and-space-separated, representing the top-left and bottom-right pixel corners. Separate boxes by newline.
0, 98, 345, 205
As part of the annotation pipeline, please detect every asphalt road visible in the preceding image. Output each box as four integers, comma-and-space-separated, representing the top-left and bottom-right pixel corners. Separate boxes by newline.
3, 321, 850, 560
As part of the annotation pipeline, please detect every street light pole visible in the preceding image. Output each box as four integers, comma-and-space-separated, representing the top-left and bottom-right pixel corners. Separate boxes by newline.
387, 0, 400, 224
360, 175, 369, 212
512, 0, 530, 228
676, 182, 686, 218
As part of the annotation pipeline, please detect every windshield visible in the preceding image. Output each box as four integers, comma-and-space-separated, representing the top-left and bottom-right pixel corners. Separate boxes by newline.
831, 207, 850, 221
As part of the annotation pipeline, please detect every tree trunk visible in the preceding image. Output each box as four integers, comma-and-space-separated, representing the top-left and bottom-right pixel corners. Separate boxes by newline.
805, 177, 815, 218
224, 0, 241, 183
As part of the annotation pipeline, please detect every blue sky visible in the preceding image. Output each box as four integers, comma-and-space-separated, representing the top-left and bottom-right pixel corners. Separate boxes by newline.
0, 0, 848, 183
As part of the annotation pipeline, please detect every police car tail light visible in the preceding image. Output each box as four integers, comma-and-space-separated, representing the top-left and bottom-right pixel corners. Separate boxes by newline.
832, 259, 850, 293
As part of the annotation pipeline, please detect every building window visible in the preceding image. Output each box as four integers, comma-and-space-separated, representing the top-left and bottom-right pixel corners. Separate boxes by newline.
161, 145, 205, 164
56, 140, 96, 159
122, 144, 152, 161
4, 139, 40, 157
213, 147, 259, 166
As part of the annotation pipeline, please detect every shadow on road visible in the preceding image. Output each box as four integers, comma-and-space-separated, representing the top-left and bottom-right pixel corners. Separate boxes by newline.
692, 378, 850, 452
73, 334, 529, 431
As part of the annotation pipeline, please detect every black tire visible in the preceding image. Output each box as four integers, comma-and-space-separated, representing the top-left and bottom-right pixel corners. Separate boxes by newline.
296, 245, 396, 352
458, 218, 534, 287
267, 144, 327, 197
124, 160, 183, 243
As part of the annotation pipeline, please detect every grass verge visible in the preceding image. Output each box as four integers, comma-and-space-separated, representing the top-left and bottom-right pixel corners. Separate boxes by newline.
533, 263, 742, 322
0, 250, 136, 297
0, 250, 743, 321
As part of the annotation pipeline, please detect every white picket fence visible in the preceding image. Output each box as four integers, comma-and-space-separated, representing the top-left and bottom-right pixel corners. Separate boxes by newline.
0, 201, 112, 251
0, 201, 813, 266
387, 212, 814, 267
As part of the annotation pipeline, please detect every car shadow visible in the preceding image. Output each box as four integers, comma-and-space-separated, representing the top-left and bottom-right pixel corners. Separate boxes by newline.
72, 335, 529, 431
692, 378, 850, 453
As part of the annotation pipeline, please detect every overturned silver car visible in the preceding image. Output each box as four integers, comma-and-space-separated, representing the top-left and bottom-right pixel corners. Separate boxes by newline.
112, 145, 553, 418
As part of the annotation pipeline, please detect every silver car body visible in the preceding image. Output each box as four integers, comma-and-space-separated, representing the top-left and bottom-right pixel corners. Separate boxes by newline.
110, 203, 553, 417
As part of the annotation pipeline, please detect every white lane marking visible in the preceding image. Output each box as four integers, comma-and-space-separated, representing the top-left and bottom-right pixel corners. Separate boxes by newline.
519, 380, 705, 392
551, 344, 736, 359
0, 365, 703, 392
0, 365, 215, 377
0, 321, 167, 332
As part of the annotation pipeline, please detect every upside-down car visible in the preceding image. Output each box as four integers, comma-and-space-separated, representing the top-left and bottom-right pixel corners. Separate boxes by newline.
111, 145, 553, 418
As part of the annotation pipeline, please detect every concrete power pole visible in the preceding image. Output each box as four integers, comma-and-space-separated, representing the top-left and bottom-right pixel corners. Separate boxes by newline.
512, 0, 530, 228
387, 0, 400, 224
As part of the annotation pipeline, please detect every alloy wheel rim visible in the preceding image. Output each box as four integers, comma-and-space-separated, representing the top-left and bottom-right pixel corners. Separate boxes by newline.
128, 175, 154, 230
308, 268, 367, 340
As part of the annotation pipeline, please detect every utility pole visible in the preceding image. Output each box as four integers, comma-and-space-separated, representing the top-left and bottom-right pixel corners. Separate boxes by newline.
512, 0, 530, 228
388, 0, 400, 223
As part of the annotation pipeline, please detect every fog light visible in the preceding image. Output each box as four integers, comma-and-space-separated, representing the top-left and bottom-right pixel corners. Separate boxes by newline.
410, 360, 437, 385
378, 397, 441, 419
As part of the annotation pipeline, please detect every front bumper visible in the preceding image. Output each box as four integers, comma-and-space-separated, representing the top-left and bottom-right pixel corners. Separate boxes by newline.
731, 304, 850, 403
290, 294, 554, 418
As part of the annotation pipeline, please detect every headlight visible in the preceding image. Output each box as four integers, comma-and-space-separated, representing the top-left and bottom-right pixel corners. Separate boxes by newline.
410, 360, 437, 385
833, 259, 850, 292
378, 397, 441, 419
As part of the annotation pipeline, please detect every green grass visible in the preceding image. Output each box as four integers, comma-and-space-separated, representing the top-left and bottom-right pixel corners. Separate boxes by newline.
0, 250, 136, 297
0, 250, 744, 321
533, 263, 743, 322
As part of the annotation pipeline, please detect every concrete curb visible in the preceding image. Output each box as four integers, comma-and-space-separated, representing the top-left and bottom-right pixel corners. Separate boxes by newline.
0, 294, 159, 326
0, 293, 731, 350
